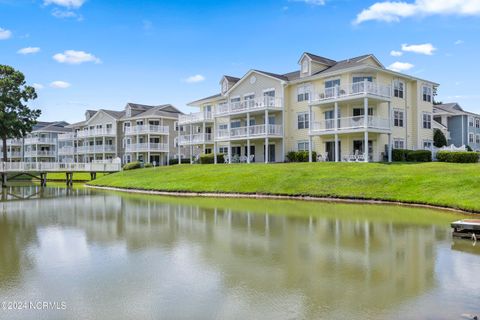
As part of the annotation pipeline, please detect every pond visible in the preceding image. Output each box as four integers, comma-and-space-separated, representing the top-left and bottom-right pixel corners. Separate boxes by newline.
0, 185, 479, 320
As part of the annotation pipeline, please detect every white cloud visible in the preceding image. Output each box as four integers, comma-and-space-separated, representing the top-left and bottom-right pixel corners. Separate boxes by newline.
32, 83, 44, 90
454, 39, 464, 45
387, 61, 414, 72
50, 81, 71, 89
0, 27, 12, 40
390, 50, 403, 57
53, 50, 101, 64
185, 74, 206, 83
43, 0, 85, 8
401, 43, 436, 55
17, 47, 41, 55
354, 0, 480, 24
290, 0, 325, 5
51, 8, 82, 20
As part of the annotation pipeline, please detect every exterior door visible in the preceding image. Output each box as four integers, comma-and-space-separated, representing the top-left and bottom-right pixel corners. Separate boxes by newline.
264, 144, 275, 162
325, 141, 341, 162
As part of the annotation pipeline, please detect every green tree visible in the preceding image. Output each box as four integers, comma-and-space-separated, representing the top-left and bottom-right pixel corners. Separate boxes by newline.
433, 128, 447, 148
0, 65, 41, 162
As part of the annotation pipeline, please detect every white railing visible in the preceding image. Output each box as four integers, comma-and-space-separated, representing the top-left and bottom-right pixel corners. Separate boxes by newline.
58, 133, 75, 141
215, 97, 283, 116
77, 128, 115, 138
311, 116, 390, 133
125, 143, 169, 152
178, 133, 213, 145
310, 81, 392, 103
24, 137, 57, 145
24, 150, 56, 157
0, 152, 22, 158
179, 111, 213, 125
216, 124, 283, 140
0, 161, 122, 173
124, 125, 169, 135
7, 139, 23, 146
58, 147, 75, 155
76, 145, 116, 153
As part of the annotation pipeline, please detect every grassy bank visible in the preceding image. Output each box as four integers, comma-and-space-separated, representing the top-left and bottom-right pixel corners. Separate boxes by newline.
88, 162, 480, 212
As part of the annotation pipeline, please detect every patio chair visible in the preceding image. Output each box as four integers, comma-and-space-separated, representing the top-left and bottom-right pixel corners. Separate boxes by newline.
240, 155, 247, 163
357, 153, 366, 162
248, 154, 255, 163
224, 155, 230, 164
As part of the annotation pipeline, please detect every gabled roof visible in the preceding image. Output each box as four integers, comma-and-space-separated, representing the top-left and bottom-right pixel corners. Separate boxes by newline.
301, 52, 337, 66
187, 93, 224, 106
101, 109, 125, 119
252, 69, 290, 81
122, 103, 183, 119
434, 103, 479, 117
32, 121, 71, 133
224, 75, 240, 83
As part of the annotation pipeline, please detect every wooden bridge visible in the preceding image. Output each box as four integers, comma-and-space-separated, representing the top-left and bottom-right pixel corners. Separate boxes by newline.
0, 161, 122, 187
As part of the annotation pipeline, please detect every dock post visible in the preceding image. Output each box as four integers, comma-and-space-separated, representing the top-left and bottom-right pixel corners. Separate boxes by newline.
40, 173, 47, 187
90, 172, 97, 181
66, 172, 73, 186
1, 173, 6, 187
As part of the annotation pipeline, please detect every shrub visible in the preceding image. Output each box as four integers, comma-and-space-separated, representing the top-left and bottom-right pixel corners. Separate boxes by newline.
123, 161, 142, 170
392, 149, 412, 162
286, 151, 317, 162
144, 163, 153, 168
466, 145, 473, 152
169, 158, 191, 165
437, 151, 479, 163
433, 128, 447, 148
406, 150, 432, 162
199, 153, 225, 164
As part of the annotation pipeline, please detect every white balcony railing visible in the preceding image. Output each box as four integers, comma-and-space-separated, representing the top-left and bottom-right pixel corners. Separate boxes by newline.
24, 137, 57, 145
58, 147, 75, 155
310, 81, 392, 104
179, 111, 213, 125
311, 116, 390, 133
215, 97, 283, 116
58, 133, 75, 141
7, 139, 23, 146
124, 125, 169, 135
77, 128, 115, 138
24, 150, 56, 157
0, 152, 22, 158
178, 133, 213, 145
76, 145, 116, 153
125, 143, 169, 153
0, 161, 122, 173
216, 124, 283, 140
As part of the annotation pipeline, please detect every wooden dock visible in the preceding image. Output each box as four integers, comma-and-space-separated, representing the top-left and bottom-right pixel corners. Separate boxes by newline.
0, 161, 122, 187
451, 219, 480, 239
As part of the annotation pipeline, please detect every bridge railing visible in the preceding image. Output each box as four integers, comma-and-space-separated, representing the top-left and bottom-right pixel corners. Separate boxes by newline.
0, 161, 122, 173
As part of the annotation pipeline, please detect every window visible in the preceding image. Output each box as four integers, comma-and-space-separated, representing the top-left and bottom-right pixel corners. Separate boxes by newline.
353, 108, 373, 117
297, 85, 312, 102
123, 122, 130, 132
469, 133, 474, 144
219, 124, 228, 130
297, 112, 309, 129
476, 118, 480, 128
393, 139, 405, 149
219, 146, 228, 154
325, 79, 340, 88
230, 120, 241, 128
422, 113, 432, 129
393, 80, 404, 98
423, 140, 433, 149
302, 59, 309, 74
297, 141, 309, 151
422, 86, 432, 102
476, 135, 480, 144
352, 76, 373, 83
469, 117, 474, 127
394, 109, 404, 127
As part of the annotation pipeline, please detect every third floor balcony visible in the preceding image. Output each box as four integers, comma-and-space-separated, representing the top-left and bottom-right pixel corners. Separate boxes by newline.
124, 125, 169, 135
215, 96, 283, 117
179, 111, 213, 125
77, 128, 116, 138
178, 133, 213, 146
24, 137, 57, 145
309, 81, 391, 105
215, 124, 283, 141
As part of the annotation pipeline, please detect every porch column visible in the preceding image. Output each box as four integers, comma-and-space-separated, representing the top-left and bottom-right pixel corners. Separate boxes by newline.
247, 112, 250, 163
228, 141, 232, 164
364, 97, 369, 162
190, 124, 193, 164
265, 109, 269, 163
308, 104, 313, 162
364, 131, 369, 163
202, 121, 206, 154
213, 117, 217, 164
334, 102, 339, 162
388, 133, 392, 163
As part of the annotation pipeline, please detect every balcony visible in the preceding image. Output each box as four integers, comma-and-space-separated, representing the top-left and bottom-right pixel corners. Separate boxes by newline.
124, 125, 169, 135
76, 145, 116, 153
125, 143, 169, 153
58, 133, 75, 141
311, 116, 391, 135
179, 111, 213, 125
58, 146, 75, 155
24, 137, 57, 145
215, 97, 283, 117
7, 139, 23, 146
77, 128, 115, 138
310, 82, 391, 105
216, 124, 283, 141
178, 133, 213, 146
0, 152, 22, 158
24, 150, 56, 157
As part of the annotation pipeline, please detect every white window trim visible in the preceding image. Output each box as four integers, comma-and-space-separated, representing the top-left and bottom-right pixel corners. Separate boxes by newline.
243, 92, 255, 97
262, 88, 275, 93
393, 138, 405, 149
297, 140, 309, 151
422, 112, 432, 129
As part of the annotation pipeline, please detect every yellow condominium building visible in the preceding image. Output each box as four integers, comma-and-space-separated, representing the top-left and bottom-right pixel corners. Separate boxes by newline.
181, 52, 438, 163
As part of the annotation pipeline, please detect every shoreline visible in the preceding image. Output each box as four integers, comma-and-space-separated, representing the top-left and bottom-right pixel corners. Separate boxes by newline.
85, 184, 475, 215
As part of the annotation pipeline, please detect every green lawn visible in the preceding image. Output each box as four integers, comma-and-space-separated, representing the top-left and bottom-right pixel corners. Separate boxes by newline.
87, 162, 480, 212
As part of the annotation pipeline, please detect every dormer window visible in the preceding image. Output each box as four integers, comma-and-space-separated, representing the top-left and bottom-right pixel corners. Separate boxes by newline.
126, 106, 131, 118
302, 59, 309, 74
222, 79, 228, 94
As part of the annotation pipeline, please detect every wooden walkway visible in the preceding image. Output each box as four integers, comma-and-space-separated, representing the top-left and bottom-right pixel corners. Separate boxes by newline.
0, 161, 122, 186
451, 219, 480, 240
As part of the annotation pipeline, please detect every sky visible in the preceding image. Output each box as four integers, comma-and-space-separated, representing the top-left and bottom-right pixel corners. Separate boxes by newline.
1, 0, 480, 123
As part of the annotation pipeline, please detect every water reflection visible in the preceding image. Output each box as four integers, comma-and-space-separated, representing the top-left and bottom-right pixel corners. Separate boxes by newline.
0, 187, 478, 320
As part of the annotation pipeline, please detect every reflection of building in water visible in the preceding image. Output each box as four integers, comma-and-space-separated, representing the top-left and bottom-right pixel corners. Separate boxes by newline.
0, 191, 441, 318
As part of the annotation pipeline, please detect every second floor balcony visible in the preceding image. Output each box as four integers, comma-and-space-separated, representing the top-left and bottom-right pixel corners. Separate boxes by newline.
76, 145, 116, 154
124, 125, 169, 135
58, 133, 75, 141
179, 111, 213, 125
58, 146, 75, 155
215, 124, 283, 141
215, 97, 283, 117
178, 133, 213, 146
125, 143, 169, 153
24, 150, 56, 157
7, 139, 23, 146
24, 137, 57, 145
0, 151, 22, 158
311, 116, 391, 135
310, 81, 392, 105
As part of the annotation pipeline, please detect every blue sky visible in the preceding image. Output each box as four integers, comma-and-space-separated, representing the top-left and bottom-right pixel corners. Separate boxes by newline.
1, 0, 479, 122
